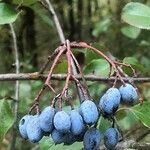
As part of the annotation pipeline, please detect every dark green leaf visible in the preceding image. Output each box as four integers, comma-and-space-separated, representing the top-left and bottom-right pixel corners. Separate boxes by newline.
121, 2, 150, 29
130, 102, 150, 128
0, 3, 20, 25
0, 99, 14, 143
121, 25, 141, 39
84, 59, 110, 76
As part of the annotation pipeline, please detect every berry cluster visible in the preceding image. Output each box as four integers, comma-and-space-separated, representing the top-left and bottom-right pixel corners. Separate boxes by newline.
98, 83, 138, 149
19, 100, 99, 145
18, 40, 140, 149
99, 83, 138, 117
19, 82, 138, 150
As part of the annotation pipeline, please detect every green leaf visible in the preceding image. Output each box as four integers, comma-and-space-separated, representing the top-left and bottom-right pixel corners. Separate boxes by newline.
121, 25, 141, 39
97, 116, 111, 135
39, 137, 53, 149
0, 99, 14, 143
140, 40, 150, 47
84, 59, 110, 76
116, 109, 138, 130
123, 57, 138, 66
0, 3, 20, 25
116, 109, 127, 120
85, 49, 100, 63
13, 0, 37, 6
85, 43, 107, 63
130, 102, 150, 128
121, 2, 150, 29
123, 57, 145, 72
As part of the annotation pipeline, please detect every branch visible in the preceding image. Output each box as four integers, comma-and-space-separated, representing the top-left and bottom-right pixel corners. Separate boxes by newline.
9, 24, 20, 150
44, 0, 65, 43
41, 0, 86, 102
0, 73, 150, 82
100, 140, 150, 150
38, 0, 66, 74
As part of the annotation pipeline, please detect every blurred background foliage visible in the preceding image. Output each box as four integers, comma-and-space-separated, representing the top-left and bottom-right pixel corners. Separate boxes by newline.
0, 0, 150, 150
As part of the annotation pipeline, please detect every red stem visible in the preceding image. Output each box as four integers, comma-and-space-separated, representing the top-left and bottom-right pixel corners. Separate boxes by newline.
114, 61, 136, 77
70, 42, 126, 85
57, 40, 72, 109
71, 75, 91, 101
70, 51, 90, 99
70, 42, 116, 69
45, 45, 66, 86
29, 85, 46, 114
60, 40, 72, 98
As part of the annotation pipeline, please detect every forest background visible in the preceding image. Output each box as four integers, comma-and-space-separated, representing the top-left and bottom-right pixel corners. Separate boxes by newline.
0, 0, 150, 150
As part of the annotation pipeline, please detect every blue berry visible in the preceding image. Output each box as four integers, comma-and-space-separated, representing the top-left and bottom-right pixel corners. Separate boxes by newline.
76, 127, 87, 142
79, 100, 99, 125
70, 110, 85, 135
54, 111, 71, 133
83, 128, 101, 150
26, 115, 43, 143
19, 115, 33, 139
119, 83, 139, 104
104, 128, 119, 150
99, 88, 121, 116
51, 129, 65, 144
39, 106, 55, 132
63, 132, 76, 145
